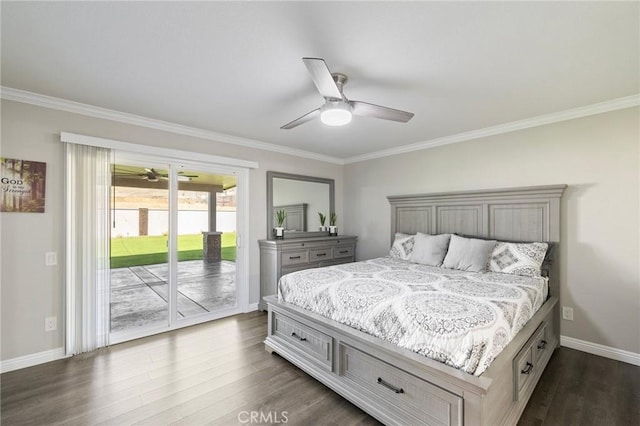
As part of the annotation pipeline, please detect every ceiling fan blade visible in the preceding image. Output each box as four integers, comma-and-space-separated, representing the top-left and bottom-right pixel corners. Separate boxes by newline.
115, 174, 146, 179
302, 58, 342, 99
281, 108, 321, 129
349, 100, 414, 122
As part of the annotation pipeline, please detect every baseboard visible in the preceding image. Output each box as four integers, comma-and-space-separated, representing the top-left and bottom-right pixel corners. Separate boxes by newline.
247, 302, 259, 312
561, 335, 640, 366
1, 347, 68, 373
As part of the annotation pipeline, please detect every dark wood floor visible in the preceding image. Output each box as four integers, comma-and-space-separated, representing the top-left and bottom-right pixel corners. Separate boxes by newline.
1, 311, 638, 425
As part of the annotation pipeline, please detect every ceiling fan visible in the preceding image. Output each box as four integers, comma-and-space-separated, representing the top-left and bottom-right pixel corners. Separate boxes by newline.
281, 57, 414, 129
114, 167, 198, 182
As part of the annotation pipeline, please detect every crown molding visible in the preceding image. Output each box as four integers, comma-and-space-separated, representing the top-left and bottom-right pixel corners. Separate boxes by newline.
0, 87, 345, 165
3, 86, 637, 166
344, 94, 640, 164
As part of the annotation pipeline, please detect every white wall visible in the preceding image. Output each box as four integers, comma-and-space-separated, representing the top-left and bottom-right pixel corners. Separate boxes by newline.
0, 99, 343, 361
344, 107, 640, 355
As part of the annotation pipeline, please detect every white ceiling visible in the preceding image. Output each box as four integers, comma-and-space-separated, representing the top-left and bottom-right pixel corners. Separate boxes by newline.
2, 1, 638, 161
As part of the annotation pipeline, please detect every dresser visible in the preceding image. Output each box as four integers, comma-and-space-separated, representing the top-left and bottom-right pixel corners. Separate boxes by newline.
258, 235, 357, 310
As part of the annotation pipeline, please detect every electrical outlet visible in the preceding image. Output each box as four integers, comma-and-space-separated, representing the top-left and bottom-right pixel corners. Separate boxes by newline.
562, 306, 574, 321
45, 316, 57, 332
45, 252, 57, 266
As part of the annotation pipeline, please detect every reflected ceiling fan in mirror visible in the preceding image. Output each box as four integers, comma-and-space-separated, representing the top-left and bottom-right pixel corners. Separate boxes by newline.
113, 167, 198, 182
281, 57, 414, 129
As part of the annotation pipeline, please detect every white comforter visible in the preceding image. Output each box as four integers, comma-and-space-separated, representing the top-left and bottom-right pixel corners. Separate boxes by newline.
278, 257, 548, 376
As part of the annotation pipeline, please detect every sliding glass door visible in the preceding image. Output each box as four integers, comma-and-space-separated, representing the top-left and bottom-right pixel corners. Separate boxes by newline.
109, 154, 244, 342
110, 159, 170, 334
175, 168, 238, 321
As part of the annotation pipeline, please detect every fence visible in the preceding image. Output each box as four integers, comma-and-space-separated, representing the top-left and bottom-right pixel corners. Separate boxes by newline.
112, 209, 236, 237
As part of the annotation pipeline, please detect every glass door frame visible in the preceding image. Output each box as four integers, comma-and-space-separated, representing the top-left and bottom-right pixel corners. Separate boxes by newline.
109, 151, 250, 345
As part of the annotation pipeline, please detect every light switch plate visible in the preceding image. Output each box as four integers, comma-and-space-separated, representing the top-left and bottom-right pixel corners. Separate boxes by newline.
45, 252, 57, 266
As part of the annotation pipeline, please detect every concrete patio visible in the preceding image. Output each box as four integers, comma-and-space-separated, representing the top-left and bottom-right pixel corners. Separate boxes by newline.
110, 260, 236, 333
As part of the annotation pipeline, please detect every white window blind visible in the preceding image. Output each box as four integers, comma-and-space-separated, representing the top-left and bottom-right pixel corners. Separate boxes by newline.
64, 142, 111, 354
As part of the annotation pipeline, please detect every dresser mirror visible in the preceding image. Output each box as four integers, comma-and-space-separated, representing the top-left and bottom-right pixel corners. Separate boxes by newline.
267, 171, 335, 239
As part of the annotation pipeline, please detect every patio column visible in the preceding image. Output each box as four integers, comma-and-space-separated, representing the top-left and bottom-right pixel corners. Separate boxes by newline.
208, 190, 217, 232
139, 208, 149, 236
203, 231, 222, 262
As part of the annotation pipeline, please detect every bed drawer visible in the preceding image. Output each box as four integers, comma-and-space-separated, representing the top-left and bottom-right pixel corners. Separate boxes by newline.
533, 323, 549, 363
333, 245, 354, 259
340, 344, 462, 426
273, 312, 332, 369
309, 248, 333, 261
281, 250, 309, 266
514, 345, 534, 400
514, 322, 547, 401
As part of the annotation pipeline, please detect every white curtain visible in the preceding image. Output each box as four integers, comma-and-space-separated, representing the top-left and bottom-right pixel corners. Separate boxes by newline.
64, 143, 111, 355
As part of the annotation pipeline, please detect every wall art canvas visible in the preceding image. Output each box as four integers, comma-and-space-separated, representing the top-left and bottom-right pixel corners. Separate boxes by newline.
1, 158, 47, 213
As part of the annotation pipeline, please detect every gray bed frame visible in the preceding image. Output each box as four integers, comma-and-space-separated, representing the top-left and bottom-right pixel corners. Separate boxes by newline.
264, 185, 566, 425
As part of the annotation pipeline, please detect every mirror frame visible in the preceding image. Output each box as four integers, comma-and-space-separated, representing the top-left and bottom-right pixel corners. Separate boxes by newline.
267, 171, 335, 239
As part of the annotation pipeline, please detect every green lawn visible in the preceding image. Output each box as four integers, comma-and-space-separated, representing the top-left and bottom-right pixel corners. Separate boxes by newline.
110, 232, 236, 268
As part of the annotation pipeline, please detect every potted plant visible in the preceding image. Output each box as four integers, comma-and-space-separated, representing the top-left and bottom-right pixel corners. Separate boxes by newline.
329, 212, 337, 236
318, 212, 327, 232
274, 209, 286, 239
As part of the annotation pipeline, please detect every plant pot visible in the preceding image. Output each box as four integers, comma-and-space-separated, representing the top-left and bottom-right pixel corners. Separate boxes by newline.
329, 226, 338, 236
274, 227, 285, 239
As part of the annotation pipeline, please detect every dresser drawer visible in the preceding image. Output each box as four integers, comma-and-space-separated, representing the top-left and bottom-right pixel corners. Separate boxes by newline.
281, 263, 318, 277
320, 257, 352, 267
333, 245, 354, 259
281, 250, 309, 266
340, 344, 462, 426
273, 312, 332, 369
309, 248, 333, 261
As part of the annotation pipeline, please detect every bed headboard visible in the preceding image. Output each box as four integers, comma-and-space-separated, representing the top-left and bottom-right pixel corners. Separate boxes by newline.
388, 185, 566, 298
273, 203, 308, 232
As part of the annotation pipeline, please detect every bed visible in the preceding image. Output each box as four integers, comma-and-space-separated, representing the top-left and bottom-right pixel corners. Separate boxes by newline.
264, 185, 566, 426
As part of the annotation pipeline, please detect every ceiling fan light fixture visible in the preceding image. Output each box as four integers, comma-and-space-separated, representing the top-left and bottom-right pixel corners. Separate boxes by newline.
320, 102, 352, 126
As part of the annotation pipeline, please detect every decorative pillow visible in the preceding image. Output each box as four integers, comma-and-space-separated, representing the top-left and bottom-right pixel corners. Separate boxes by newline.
409, 233, 451, 266
389, 232, 415, 260
442, 234, 496, 272
489, 242, 549, 277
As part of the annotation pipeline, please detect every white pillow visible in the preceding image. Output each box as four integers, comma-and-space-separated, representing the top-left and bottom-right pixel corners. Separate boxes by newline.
442, 235, 496, 272
489, 242, 549, 277
409, 233, 451, 266
389, 232, 415, 260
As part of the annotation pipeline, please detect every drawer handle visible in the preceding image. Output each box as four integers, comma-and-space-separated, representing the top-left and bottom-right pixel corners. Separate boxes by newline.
521, 362, 534, 375
289, 256, 301, 260
377, 377, 404, 394
339, 250, 349, 254
315, 253, 327, 257
537, 340, 547, 350
291, 332, 307, 342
